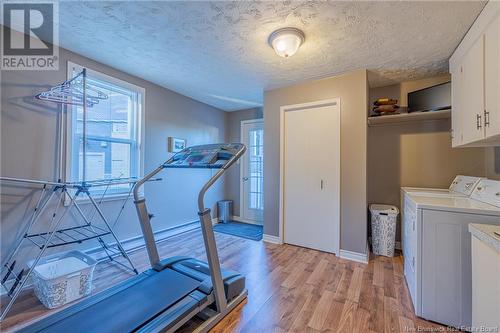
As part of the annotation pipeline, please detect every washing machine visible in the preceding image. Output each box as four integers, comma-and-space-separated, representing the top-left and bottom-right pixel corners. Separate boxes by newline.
401, 179, 500, 329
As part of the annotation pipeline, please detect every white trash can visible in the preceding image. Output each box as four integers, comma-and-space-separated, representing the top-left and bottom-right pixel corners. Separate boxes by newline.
369, 204, 399, 257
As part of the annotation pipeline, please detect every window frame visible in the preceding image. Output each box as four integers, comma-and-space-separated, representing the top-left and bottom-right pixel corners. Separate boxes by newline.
64, 61, 145, 201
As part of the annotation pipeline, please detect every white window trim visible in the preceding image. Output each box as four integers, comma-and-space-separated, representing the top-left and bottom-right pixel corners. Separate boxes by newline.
63, 61, 145, 201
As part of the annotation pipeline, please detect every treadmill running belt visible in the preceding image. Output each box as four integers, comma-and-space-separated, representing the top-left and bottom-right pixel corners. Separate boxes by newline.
24, 269, 200, 333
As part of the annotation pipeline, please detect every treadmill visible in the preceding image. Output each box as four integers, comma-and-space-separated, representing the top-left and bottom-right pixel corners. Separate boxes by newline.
19, 143, 248, 333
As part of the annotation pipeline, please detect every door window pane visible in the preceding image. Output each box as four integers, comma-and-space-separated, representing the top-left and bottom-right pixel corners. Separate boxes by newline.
248, 129, 263, 210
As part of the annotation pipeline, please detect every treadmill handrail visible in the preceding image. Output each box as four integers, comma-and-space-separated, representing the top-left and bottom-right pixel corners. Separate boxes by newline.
132, 143, 246, 312
195, 144, 245, 312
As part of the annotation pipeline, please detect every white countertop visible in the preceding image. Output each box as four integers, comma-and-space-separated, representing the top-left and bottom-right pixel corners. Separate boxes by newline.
469, 224, 500, 253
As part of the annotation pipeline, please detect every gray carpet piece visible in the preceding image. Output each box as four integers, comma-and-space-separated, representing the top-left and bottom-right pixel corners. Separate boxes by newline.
213, 221, 263, 241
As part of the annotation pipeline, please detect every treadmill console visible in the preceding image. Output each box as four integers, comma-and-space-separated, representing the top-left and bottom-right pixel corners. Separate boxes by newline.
165, 143, 245, 169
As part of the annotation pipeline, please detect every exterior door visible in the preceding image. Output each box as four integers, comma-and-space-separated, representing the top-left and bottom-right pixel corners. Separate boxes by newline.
283, 101, 340, 254
240, 119, 264, 223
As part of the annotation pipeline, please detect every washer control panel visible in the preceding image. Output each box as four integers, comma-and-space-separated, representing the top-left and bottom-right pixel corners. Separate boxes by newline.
449, 175, 482, 196
470, 179, 500, 208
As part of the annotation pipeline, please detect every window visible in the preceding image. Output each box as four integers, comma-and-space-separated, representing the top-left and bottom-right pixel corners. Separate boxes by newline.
65, 62, 144, 197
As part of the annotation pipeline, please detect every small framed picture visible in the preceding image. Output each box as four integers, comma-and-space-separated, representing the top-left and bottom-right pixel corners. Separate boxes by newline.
168, 137, 186, 153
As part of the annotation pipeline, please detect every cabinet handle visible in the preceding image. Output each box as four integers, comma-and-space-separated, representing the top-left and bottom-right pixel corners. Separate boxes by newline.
476, 114, 482, 130
484, 109, 490, 127
320, 179, 324, 190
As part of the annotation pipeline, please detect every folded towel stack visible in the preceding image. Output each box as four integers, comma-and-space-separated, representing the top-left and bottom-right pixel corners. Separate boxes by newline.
372, 98, 399, 115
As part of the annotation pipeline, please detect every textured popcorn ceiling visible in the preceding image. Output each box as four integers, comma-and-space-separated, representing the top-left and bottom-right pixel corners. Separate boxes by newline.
56, 1, 485, 111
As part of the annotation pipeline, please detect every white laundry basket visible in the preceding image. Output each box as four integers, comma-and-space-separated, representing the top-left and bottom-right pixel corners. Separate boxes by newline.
370, 204, 399, 257
27, 250, 97, 309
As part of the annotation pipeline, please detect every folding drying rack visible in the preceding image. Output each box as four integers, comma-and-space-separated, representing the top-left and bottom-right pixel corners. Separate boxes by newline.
1, 68, 152, 321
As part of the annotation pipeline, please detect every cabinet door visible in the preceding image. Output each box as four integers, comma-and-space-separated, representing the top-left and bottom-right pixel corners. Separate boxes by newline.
471, 236, 500, 329
421, 210, 500, 328
461, 35, 485, 145
485, 13, 500, 139
451, 66, 464, 147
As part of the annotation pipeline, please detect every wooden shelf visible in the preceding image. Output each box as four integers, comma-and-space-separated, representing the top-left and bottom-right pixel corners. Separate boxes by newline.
367, 109, 451, 126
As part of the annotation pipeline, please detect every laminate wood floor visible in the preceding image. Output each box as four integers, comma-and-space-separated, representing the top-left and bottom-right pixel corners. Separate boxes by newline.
1, 228, 447, 333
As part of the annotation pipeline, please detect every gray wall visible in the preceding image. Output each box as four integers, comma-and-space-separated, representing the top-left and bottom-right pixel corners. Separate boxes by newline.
263, 70, 368, 254
1, 44, 227, 263
224, 108, 263, 216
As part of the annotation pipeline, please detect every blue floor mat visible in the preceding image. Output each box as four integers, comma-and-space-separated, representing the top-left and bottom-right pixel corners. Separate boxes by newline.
213, 221, 263, 241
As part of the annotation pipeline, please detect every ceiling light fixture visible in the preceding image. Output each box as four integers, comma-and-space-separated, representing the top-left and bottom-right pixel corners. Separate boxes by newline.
268, 27, 305, 58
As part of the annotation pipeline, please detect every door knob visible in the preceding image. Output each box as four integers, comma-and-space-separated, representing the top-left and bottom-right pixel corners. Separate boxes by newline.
242, 177, 249, 181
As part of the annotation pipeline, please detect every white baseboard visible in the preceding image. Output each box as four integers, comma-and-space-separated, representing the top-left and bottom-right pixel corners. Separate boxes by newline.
339, 245, 369, 264
1, 220, 201, 296
232, 215, 263, 225
262, 234, 282, 244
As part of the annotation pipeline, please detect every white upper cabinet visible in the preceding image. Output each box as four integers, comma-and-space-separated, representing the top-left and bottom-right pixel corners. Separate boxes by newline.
450, 2, 500, 147
461, 35, 485, 145
485, 12, 500, 140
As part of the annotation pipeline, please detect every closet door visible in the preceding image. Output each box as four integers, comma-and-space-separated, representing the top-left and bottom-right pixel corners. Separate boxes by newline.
283, 102, 340, 254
